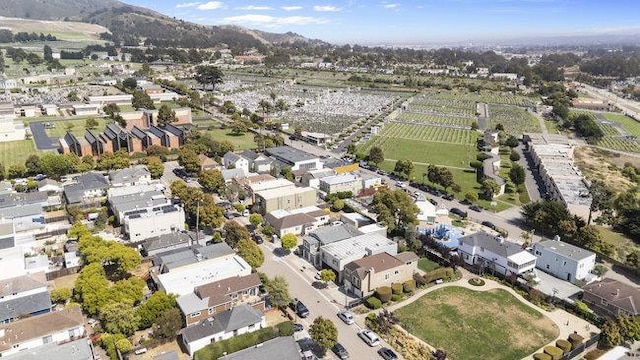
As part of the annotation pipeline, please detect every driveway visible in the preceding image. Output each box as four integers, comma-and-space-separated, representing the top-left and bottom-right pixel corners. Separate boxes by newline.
161, 161, 201, 191
532, 271, 583, 302
29, 121, 59, 150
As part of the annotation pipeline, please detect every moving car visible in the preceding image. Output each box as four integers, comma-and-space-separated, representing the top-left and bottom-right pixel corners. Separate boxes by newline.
332, 343, 350, 359
337, 310, 355, 325
358, 329, 380, 347
378, 347, 398, 360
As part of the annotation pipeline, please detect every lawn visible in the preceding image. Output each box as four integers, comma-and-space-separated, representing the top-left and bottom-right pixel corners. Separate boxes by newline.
46, 118, 109, 138
395, 287, 558, 360
0, 140, 38, 166
204, 128, 257, 150
596, 226, 639, 262
362, 137, 477, 168
602, 113, 640, 137
418, 258, 441, 272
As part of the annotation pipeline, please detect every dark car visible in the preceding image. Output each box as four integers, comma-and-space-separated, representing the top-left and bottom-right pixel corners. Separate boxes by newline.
429, 198, 438, 206
252, 234, 264, 244
172, 168, 189, 179
293, 323, 304, 332
291, 299, 310, 318
460, 199, 472, 206
469, 205, 483, 212
450, 207, 467, 218
441, 193, 454, 201
481, 221, 496, 230
378, 347, 398, 360
332, 343, 349, 359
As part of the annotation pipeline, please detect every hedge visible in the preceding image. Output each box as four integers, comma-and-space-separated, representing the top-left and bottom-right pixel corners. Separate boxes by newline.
568, 333, 584, 348
391, 284, 403, 295
556, 339, 571, 353
366, 297, 382, 309
423, 268, 454, 284
533, 353, 552, 360
413, 272, 427, 286
543, 346, 564, 360
402, 279, 416, 293
391, 294, 402, 302
194, 326, 278, 360
375, 286, 392, 303
276, 321, 294, 336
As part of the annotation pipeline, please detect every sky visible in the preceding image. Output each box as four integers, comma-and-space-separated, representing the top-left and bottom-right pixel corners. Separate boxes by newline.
123, 0, 640, 45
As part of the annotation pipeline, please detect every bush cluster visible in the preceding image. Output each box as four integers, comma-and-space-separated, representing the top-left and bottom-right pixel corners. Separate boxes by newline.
402, 279, 416, 293
391, 284, 403, 295
375, 286, 393, 303
543, 346, 564, 360
366, 297, 382, 309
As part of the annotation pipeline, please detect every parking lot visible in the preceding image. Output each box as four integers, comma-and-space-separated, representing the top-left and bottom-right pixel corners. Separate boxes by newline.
30, 121, 59, 150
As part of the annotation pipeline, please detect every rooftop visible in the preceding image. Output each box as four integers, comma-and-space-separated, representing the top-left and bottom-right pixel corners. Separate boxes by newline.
583, 278, 639, 315
344, 252, 415, 280
255, 186, 316, 200
321, 232, 396, 261
266, 146, 317, 164
303, 224, 362, 247
0, 272, 47, 298
180, 304, 264, 343
534, 239, 596, 261
320, 173, 360, 186
158, 242, 235, 271
460, 231, 531, 261
177, 273, 262, 314
220, 336, 301, 360
109, 165, 150, 184
143, 232, 194, 253
0, 291, 52, 324
2, 338, 93, 360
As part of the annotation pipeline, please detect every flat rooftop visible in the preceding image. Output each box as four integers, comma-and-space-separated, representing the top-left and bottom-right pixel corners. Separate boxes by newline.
321, 232, 395, 261
266, 146, 317, 163
255, 186, 316, 200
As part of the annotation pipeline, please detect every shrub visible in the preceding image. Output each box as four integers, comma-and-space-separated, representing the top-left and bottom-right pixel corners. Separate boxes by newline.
533, 353, 552, 360
375, 286, 392, 303
276, 321, 294, 336
402, 279, 416, 293
194, 327, 278, 359
468, 278, 485, 286
543, 346, 564, 360
391, 284, 403, 295
365, 297, 382, 309
568, 333, 584, 348
413, 273, 427, 286
391, 294, 402, 302
556, 339, 571, 353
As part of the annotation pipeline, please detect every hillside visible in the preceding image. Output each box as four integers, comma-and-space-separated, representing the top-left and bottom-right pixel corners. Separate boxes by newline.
0, 0, 122, 20
0, 17, 109, 41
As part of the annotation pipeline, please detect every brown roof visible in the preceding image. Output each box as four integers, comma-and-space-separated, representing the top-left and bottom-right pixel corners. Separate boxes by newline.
198, 154, 219, 167
195, 273, 262, 308
0, 272, 48, 298
583, 278, 639, 315
0, 305, 84, 351
344, 252, 403, 280
245, 174, 275, 184
395, 252, 419, 264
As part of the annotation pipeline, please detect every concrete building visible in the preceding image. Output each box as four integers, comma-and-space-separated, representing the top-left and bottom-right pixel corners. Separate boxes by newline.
319, 173, 362, 195
265, 146, 322, 171
300, 168, 336, 189
458, 231, 537, 277
109, 165, 152, 187
582, 278, 640, 317
86, 94, 133, 106
0, 272, 51, 324
415, 200, 436, 224
123, 204, 185, 242
222, 152, 250, 173
264, 206, 329, 237
72, 104, 99, 116
246, 178, 295, 203
531, 238, 596, 284
2, 338, 93, 360
302, 224, 363, 268
239, 150, 273, 173
254, 186, 317, 215
343, 252, 419, 297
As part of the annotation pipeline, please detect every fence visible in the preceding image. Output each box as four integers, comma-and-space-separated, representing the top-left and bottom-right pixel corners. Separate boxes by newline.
45, 266, 80, 281
563, 333, 600, 360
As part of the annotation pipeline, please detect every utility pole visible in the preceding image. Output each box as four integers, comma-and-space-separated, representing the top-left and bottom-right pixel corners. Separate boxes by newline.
195, 200, 200, 245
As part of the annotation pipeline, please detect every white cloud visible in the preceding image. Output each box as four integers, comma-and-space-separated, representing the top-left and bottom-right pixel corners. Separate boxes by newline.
382, 3, 399, 9
281, 5, 303, 11
221, 14, 329, 27
313, 5, 342, 12
237, 5, 273, 10
197, 1, 224, 10
175, 1, 201, 8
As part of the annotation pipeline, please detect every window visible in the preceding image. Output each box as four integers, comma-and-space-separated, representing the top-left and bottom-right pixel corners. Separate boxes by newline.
394, 270, 399, 275
563, 261, 567, 266
602, 300, 608, 306
208, 308, 214, 315
42, 335, 52, 344
248, 324, 255, 329
535, 250, 541, 256
190, 312, 201, 318
384, 274, 389, 280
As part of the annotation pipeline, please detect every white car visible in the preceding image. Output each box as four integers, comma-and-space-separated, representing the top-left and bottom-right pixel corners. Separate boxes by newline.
358, 329, 380, 347
337, 310, 355, 325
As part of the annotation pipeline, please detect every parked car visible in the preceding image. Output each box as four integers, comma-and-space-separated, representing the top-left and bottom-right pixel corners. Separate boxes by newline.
378, 347, 398, 360
33, 174, 47, 181
293, 323, 304, 332
481, 221, 496, 230
358, 329, 380, 346
450, 208, 467, 218
291, 299, 310, 318
252, 234, 264, 244
332, 343, 350, 359
441, 193, 454, 201
429, 198, 438, 206
469, 205, 483, 212
172, 168, 189, 179
337, 310, 355, 325
460, 199, 472, 206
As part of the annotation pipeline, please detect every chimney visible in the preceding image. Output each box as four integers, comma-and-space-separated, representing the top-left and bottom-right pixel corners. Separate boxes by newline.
553, 235, 561, 242
614, 289, 620, 297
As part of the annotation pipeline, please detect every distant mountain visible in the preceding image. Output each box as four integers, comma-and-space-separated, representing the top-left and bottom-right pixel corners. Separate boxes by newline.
221, 26, 327, 45
0, 0, 123, 21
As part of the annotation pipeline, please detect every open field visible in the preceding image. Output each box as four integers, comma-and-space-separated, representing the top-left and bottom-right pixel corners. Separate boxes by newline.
0, 18, 108, 41
45, 118, 109, 138
395, 287, 558, 360
363, 138, 476, 168
602, 113, 640, 137
425, 90, 538, 107
370, 123, 477, 145
418, 258, 440, 272
0, 140, 38, 167
396, 112, 474, 127
204, 128, 256, 150
487, 105, 542, 134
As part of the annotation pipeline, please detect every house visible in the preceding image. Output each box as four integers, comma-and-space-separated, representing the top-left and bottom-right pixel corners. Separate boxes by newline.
530, 238, 596, 284
582, 278, 640, 317
302, 224, 363, 268
320, 232, 398, 281
141, 231, 195, 257
180, 304, 266, 356
63, 172, 109, 207
152, 243, 252, 296
109, 165, 152, 187
0, 305, 85, 357
199, 154, 220, 171
2, 338, 93, 360
109, 188, 169, 223
0, 201, 45, 233
265, 146, 322, 172
177, 273, 264, 326
221, 168, 249, 183
247, 178, 296, 203
239, 150, 273, 173
300, 168, 336, 189
123, 204, 186, 242
264, 206, 329, 237
343, 252, 419, 297
415, 200, 436, 224
254, 186, 317, 215
458, 231, 537, 277
319, 173, 362, 195
222, 152, 250, 173
219, 336, 302, 360
37, 179, 62, 194
323, 158, 359, 174
0, 272, 51, 324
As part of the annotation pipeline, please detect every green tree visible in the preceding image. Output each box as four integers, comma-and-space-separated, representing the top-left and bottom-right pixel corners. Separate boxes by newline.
152, 308, 182, 341
465, 191, 479, 202
480, 179, 501, 199
509, 150, 521, 162
223, 221, 251, 248
320, 269, 336, 284
263, 275, 291, 308
231, 116, 248, 135
237, 238, 264, 268
601, 319, 623, 348
346, 143, 356, 155
177, 147, 201, 174
7, 164, 26, 179
122, 77, 137, 90
280, 233, 298, 252
157, 104, 177, 127
332, 199, 345, 211
280, 166, 294, 181
587, 180, 614, 225
195, 65, 224, 90
504, 135, 519, 148
24, 154, 41, 175
103, 103, 120, 118
85, 117, 99, 130
394, 159, 414, 179
249, 213, 263, 227
99, 302, 140, 336
509, 163, 526, 185
309, 316, 338, 352
50, 287, 71, 304
73, 263, 111, 315
368, 146, 385, 166
617, 315, 640, 343
115, 338, 133, 354
111, 276, 145, 305
426, 165, 455, 191
43, 45, 53, 62
371, 188, 419, 235
37, 153, 78, 178
97, 150, 130, 170
132, 90, 154, 110
146, 156, 164, 179
136, 291, 177, 329
199, 169, 225, 193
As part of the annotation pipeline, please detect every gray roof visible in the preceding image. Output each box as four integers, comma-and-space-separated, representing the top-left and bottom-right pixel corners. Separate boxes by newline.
303, 224, 362, 247
37, 179, 60, 188
181, 304, 264, 343
3, 338, 93, 360
152, 351, 179, 360
159, 242, 235, 271
460, 231, 524, 258
110, 190, 167, 215
177, 292, 208, 315
63, 172, 109, 204
0, 192, 47, 209
0, 221, 13, 238
534, 239, 595, 261
109, 165, 150, 184
220, 336, 301, 360
143, 232, 193, 252
0, 290, 52, 323
266, 146, 317, 164
0, 272, 47, 298
583, 278, 639, 315
0, 203, 43, 219
239, 150, 261, 161
223, 152, 244, 163
221, 168, 248, 181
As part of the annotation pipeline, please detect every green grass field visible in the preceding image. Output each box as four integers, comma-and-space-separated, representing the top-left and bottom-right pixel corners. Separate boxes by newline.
603, 113, 640, 137
395, 287, 557, 360
46, 118, 109, 138
205, 129, 257, 150
418, 258, 441, 272
0, 140, 38, 167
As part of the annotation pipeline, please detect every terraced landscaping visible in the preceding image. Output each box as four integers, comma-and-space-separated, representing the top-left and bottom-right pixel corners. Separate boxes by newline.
371, 123, 477, 144
409, 97, 477, 117
425, 91, 537, 107
487, 105, 542, 134
602, 113, 640, 137
396, 112, 474, 127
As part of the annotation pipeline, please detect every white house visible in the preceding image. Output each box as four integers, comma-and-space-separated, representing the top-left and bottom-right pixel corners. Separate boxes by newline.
264, 206, 329, 237
109, 165, 152, 187
530, 237, 596, 284
458, 231, 537, 277
123, 204, 186, 242
180, 304, 266, 356
319, 173, 363, 195
222, 152, 250, 173
415, 200, 436, 224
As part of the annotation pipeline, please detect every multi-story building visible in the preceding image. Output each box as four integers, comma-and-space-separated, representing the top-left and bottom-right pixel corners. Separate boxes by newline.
343, 252, 419, 297
582, 278, 640, 317
530, 238, 596, 284
0, 272, 51, 324
223, 152, 250, 173
63, 172, 109, 208
123, 204, 186, 242
265, 146, 322, 172
264, 206, 329, 237
109, 165, 152, 187
254, 186, 317, 214
458, 231, 537, 277
302, 224, 363, 268
319, 173, 363, 195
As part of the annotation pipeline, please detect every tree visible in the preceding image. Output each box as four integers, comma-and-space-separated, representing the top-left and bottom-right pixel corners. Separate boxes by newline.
157, 104, 177, 126
465, 191, 479, 202
50, 287, 71, 304
309, 316, 338, 352
426, 165, 455, 191
231, 117, 248, 135
394, 159, 414, 179
320, 269, 336, 284
146, 156, 164, 179
601, 319, 623, 348
122, 77, 137, 90
99, 302, 140, 336
280, 233, 298, 252
480, 179, 501, 199
504, 135, 519, 148
368, 146, 384, 166
24, 154, 41, 175
237, 238, 264, 268
136, 291, 177, 329
280, 166, 294, 181
199, 169, 225, 193
263, 275, 291, 308
115, 338, 133, 354
43, 45, 53, 62
177, 147, 201, 175
509, 150, 521, 162
73, 263, 111, 315
85, 118, 99, 130
195, 65, 224, 90
617, 315, 640, 343
223, 221, 251, 248
7, 164, 26, 179
332, 199, 345, 211
153, 308, 182, 341
249, 213, 263, 227
67, 91, 79, 101
587, 180, 614, 225
509, 163, 526, 185
371, 188, 419, 235
346, 143, 356, 155
132, 90, 154, 110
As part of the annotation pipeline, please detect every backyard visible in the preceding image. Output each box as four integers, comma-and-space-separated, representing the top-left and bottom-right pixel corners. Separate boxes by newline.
204, 128, 257, 150
395, 287, 558, 360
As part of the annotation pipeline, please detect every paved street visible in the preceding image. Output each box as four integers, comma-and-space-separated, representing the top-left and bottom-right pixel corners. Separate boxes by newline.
258, 240, 402, 360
